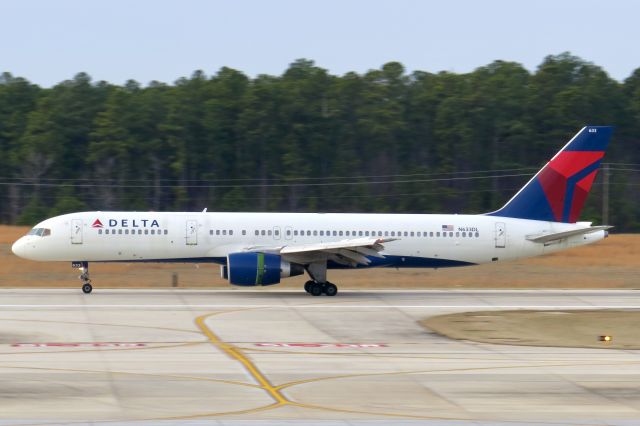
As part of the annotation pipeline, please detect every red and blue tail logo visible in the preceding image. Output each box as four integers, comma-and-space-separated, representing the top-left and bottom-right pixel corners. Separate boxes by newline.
489, 126, 613, 223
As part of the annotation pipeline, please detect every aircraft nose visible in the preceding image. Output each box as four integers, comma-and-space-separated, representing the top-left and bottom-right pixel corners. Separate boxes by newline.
11, 237, 28, 258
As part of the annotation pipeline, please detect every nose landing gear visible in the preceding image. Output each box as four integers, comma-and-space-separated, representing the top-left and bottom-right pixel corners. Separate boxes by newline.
73, 261, 93, 294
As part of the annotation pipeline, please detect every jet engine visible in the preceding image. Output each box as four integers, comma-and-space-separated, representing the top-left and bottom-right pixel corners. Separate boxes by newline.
221, 252, 304, 286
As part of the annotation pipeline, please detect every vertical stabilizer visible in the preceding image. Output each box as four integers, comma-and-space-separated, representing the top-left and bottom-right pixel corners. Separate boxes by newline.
489, 126, 613, 223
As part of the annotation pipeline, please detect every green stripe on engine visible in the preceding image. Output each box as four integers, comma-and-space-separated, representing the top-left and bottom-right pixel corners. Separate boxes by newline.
255, 253, 265, 285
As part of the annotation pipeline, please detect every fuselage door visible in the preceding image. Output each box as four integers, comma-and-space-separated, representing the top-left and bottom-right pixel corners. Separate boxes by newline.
186, 220, 198, 245
71, 219, 83, 244
495, 222, 506, 248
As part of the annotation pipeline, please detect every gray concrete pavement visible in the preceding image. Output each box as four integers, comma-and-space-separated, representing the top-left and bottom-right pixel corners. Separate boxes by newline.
0, 289, 639, 425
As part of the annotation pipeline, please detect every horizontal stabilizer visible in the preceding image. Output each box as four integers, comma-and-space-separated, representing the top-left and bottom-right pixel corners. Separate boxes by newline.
526, 226, 612, 244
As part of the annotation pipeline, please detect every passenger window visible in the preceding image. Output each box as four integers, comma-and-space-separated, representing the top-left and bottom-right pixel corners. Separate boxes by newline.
164, 230, 168, 235
294, 230, 298, 236
436, 232, 440, 237
286, 230, 291, 236
105, 229, 109, 235
261, 230, 266, 236
98, 229, 103, 235
313, 230, 317, 236
216, 230, 220, 235
144, 229, 149, 235
345, 231, 350, 236
462, 232, 466, 237
358, 231, 363, 236
274, 230, 279, 236
475, 232, 480, 237
365, 231, 369, 236
230, 230, 234, 236
267, 230, 272, 236
390, 231, 395, 237
430, 232, 434, 237
151, 230, 155, 235
222, 230, 227, 236
411, 232, 415, 237
339, 231, 343, 236
456, 232, 460, 237
404, 231, 408, 237
320, 230, 324, 236
255, 230, 259, 236
384, 231, 389, 237
209, 230, 213, 235
449, 232, 453, 237
242, 230, 246, 235
307, 231, 311, 236
333, 231, 337, 236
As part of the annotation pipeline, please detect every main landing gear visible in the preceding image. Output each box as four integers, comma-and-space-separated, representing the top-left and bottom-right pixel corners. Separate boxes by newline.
304, 280, 338, 296
303, 261, 338, 296
73, 261, 93, 294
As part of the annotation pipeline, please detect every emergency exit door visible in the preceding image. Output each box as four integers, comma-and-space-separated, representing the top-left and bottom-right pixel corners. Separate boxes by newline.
186, 220, 198, 245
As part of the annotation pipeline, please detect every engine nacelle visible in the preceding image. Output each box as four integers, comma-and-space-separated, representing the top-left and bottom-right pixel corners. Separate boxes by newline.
222, 252, 304, 286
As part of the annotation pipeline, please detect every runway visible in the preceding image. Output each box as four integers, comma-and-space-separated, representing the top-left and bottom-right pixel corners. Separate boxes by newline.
1, 289, 639, 425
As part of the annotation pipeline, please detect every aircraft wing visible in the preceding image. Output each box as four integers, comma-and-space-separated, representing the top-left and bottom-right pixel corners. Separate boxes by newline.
245, 238, 398, 267
526, 225, 612, 244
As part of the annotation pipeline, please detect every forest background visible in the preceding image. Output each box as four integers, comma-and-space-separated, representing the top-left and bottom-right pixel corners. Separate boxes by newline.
1, 53, 639, 231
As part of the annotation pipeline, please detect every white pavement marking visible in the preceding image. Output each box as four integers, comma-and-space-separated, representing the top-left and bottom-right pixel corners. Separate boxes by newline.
0, 304, 639, 309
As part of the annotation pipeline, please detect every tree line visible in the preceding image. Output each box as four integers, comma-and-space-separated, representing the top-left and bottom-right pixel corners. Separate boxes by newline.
0, 53, 639, 230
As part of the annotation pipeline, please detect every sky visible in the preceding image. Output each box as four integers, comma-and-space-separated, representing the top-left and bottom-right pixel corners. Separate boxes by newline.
2, 0, 639, 87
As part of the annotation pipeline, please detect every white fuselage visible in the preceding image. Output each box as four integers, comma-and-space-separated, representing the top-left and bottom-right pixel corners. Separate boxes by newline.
12, 211, 605, 267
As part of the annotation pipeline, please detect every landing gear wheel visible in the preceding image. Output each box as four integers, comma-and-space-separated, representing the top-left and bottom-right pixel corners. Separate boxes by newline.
82, 283, 93, 294
324, 283, 338, 297
309, 282, 323, 296
304, 280, 314, 293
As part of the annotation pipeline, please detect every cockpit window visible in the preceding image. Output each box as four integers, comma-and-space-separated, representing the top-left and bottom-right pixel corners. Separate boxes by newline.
27, 228, 51, 237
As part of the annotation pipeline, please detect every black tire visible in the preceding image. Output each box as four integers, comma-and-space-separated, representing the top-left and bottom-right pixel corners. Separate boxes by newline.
324, 283, 338, 297
82, 283, 93, 294
309, 282, 323, 296
304, 280, 314, 293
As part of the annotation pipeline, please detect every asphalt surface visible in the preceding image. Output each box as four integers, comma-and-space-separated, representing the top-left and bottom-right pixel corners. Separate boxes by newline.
0, 288, 639, 425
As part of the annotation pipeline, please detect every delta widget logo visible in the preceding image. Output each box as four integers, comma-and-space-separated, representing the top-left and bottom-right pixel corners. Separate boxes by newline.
538, 151, 604, 223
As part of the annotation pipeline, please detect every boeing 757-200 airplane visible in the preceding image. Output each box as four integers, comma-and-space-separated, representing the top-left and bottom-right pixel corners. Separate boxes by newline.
12, 126, 613, 296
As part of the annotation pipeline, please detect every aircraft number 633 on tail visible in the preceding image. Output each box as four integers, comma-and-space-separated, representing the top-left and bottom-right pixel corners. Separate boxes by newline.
12, 126, 613, 296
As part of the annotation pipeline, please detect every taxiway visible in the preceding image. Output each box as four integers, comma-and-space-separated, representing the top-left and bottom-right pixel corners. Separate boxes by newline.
0, 289, 639, 425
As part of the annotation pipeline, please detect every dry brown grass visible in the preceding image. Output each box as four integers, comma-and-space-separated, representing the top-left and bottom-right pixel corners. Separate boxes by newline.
1, 225, 638, 289
421, 310, 640, 349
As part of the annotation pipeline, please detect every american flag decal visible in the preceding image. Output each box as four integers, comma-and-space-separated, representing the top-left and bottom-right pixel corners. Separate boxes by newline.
442, 224, 453, 231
